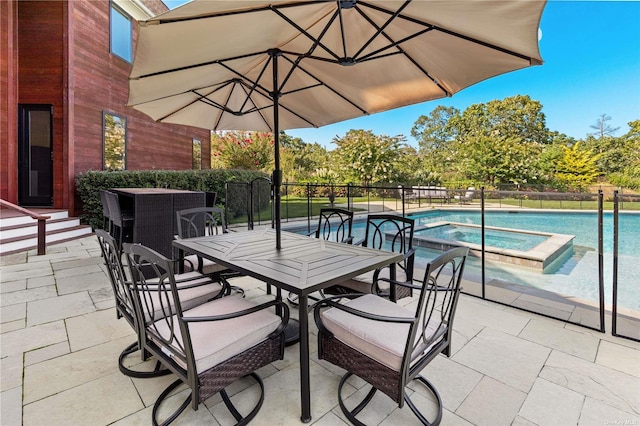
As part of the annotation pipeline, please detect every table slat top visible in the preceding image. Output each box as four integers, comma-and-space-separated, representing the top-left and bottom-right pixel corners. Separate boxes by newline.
173, 229, 403, 295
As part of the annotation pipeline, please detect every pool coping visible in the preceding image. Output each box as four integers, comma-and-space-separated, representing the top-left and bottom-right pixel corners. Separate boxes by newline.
413, 221, 575, 271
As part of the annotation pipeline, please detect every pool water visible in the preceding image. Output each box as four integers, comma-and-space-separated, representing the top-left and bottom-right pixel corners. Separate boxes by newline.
414, 223, 548, 251
348, 210, 639, 311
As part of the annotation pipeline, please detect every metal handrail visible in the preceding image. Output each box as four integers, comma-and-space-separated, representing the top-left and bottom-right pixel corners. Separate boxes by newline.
0, 199, 50, 255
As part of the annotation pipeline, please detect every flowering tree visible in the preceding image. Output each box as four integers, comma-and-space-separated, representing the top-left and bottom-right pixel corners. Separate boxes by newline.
210, 131, 274, 171
332, 129, 406, 185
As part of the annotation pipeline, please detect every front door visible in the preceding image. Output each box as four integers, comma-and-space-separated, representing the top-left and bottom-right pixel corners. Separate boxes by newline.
18, 104, 53, 206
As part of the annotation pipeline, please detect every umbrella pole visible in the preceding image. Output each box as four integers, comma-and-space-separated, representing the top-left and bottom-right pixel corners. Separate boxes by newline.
271, 49, 282, 250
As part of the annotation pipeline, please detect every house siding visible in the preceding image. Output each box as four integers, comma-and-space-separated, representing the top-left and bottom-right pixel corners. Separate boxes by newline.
1, 0, 211, 215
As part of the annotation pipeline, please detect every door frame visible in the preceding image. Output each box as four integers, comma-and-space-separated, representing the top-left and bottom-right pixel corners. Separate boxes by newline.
18, 104, 54, 207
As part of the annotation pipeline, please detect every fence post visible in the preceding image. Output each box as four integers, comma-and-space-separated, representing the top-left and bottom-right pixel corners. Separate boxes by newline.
37, 218, 46, 255
612, 190, 619, 337
401, 185, 405, 217
307, 183, 311, 233
597, 190, 605, 332
481, 187, 486, 299
248, 181, 254, 230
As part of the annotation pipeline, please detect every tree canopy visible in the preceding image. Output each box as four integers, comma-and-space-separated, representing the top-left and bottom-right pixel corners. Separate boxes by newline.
208, 98, 639, 191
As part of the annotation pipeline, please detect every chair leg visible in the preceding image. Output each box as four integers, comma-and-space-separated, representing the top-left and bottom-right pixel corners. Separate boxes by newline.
337, 372, 443, 426
118, 341, 172, 379
404, 375, 443, 426
219, 372, 265, 426
337, 372, 377, 426
152, 373, 265, 426
152, 379, 191, 426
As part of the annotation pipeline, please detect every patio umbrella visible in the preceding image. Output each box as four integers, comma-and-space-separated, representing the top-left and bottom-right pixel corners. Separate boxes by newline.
127, 0, 546, 249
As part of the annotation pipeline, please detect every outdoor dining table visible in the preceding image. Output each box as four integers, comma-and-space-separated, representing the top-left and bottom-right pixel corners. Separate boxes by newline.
172, 228, 404, 423
111, 188, 204, 258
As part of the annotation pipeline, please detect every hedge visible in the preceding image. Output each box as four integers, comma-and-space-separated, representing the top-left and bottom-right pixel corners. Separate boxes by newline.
76, 169, 270, 230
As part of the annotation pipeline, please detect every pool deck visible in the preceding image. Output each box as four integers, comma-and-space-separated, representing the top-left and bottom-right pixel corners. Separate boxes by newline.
1, 234, 639, 425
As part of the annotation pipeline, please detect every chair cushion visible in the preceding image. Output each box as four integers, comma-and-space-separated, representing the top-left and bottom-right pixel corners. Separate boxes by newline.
321, 294, 413, 371
336, 267, 408, 294
139, 273, 223, 322
154, 296, 281, 372
184, 254, 228, 275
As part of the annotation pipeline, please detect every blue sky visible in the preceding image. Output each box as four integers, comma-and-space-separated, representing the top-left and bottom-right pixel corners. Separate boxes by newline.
163, 1, 640, 149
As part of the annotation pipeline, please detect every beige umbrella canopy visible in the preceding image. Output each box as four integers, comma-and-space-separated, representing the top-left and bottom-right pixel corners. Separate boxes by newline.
128, 0, 546, 247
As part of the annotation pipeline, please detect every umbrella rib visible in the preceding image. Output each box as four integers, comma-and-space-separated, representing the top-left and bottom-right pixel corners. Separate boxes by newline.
211, 60, 321, 129
351, 7, 451, 96
352, 0, 412, 60
279, 53, 368, 116
270, 5, 342, 63
238, 55, 272, 114
337, 3, 349, 59
153, 82, 233, 122
360, 0, 537, 63
134, 50, 268, 80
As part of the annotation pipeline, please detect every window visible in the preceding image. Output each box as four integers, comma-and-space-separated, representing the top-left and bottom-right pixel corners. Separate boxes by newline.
110, 3, 132, 62
103, 112, 127, 170
192, 139, 202, 170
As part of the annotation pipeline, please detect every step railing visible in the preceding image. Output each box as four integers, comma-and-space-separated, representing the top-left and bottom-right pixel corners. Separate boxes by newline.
0, 199, 50, 255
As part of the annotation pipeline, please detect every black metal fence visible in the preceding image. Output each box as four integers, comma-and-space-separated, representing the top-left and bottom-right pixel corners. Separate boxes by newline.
224, 180, 640, 340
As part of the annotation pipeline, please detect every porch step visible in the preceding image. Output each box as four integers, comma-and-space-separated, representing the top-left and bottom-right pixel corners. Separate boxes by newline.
0, 209, 93, 255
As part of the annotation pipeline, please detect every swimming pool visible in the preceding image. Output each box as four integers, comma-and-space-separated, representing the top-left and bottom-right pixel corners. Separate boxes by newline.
415, 223, 548, 251
404, 210, 640, 311
332, 210, 638, 311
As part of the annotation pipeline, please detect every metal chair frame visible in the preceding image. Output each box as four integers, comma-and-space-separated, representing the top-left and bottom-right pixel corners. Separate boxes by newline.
315, 247, 469, 425
123, 243, 288, 426
175, 206, 244, 295
326, 214, 416, 300
96, 229, 171, 378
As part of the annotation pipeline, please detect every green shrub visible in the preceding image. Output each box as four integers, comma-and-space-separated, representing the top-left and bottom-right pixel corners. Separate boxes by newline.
608, 172, 640, 190
75, 169, 269, 230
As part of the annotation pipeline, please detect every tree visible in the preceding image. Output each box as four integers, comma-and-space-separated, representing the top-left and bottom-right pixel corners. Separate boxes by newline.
451, 95, 551, 145
448, 95, 550, 185
554, 142, 601, 191
454, 134, 544, 185
279, 132, 329, 182
210, 131, 273, 171
411, 106, 460, 153
332, 129, 407, 185
588, 114, 620, 139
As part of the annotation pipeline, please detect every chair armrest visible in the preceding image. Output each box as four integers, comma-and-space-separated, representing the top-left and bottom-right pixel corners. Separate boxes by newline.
342, 236, 354, 244
375, 277, 421, 291
353, 238, 365, 246
181, 299, 290, 337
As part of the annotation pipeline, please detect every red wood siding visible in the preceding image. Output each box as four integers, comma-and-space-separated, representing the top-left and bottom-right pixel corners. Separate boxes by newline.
3, 0, 210, 214
69, 1, 211, 213
0, 1, 18, 202
17, 1, 65, 208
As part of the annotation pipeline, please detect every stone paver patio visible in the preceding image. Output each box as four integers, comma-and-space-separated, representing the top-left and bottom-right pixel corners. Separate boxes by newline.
1, 235, 639, 425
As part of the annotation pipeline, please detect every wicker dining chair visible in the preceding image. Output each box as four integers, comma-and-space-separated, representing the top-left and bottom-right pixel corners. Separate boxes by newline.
103, 190, 134, 249
314, 246, 468, 425
123, 242, 288, 426
99, 189, 111, 230
324, 214, 416, 300
96, 229, 227, 378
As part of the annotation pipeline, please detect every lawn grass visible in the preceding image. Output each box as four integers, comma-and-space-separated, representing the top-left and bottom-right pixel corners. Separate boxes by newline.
488, 198, 640, 211
228, 195, 640, 225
